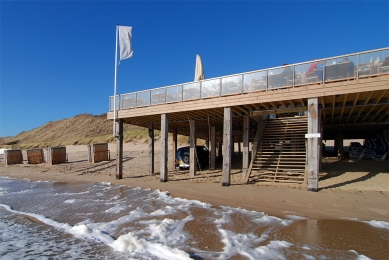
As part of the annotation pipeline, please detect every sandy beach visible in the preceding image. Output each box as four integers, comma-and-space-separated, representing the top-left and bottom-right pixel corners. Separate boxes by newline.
1, 140, 388, 223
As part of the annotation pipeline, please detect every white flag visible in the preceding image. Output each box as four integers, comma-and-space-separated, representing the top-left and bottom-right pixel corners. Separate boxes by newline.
119, 26, 133, 60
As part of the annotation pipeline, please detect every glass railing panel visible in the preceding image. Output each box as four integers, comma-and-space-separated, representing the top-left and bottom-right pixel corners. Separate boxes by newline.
357, 51, 377, 78
243, 71, 267, 93
294, 61, 324, 85
376, 49, 389, 74
120, 93, 137, 109
201, 78, 221, 98
151, 88, 166, 105
358, 49, 389, 77
267, 67, 288, 89
166, 85, 182, 103
136, 91, 150, 107
324, 55, 356, 82
221, 75, 242, 96
183, 82, 200, 101
109, 96, 119, 111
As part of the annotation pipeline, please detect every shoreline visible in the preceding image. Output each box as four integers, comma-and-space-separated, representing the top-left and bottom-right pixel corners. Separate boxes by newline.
1, 143, 388, 222
1, 165, 388, 222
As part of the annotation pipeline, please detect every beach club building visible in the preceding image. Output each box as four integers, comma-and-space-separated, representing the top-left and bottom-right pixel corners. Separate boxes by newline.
107, 47, 389, 191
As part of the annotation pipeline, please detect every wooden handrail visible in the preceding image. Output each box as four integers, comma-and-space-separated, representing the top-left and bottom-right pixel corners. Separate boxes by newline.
244, 115, 267, 183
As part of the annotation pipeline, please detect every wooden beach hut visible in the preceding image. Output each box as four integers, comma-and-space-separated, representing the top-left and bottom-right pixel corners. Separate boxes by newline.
27, 148, 45, 164
4, 149, 23, 165
88, 143, 110, 163
47, 147, 67, 165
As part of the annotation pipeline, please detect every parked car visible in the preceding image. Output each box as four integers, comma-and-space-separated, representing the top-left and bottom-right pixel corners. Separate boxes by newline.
175, 146, 209, 169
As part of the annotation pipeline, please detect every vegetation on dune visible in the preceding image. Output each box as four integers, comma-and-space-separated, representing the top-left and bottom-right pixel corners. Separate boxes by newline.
0, 113, 200, 149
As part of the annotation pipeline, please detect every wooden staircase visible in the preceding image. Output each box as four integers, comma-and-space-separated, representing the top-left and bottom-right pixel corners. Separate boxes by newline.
248, 116, 307, 184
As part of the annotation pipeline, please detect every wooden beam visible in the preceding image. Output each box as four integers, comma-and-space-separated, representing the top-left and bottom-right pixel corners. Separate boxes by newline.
331, 95, 335, 125
279, 100, 288, 109
319, 109, 323, 172
336, 127, 344, 160
210, 126, 216, 170
116, 119, 123, 180
160, 114, 168, 182
307, 98, 319, 192
218, 131, 223, 159
250, 106, 306, 116
339, 94, 348, 124
242, 115, 249, 177
361, 90, 388, 124
222, 107, 232, 186
108, 76, 389, 120
189, 120, 196, 177
368, 104, 389, 123
148, 123, 154, 174
245, 118, 264, 183
346, 92, 360, 124
172, 128, 177, 169
320, 96, 326, 126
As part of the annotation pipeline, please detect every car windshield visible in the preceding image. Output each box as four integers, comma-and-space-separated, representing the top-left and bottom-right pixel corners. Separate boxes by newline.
177, 148, 189, 157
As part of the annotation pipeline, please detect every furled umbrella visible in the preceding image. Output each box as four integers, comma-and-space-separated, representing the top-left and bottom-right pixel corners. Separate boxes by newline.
194, 54, 205, 81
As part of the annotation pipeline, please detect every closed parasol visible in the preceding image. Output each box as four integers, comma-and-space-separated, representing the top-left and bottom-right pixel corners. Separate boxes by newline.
194, 54, 205, 81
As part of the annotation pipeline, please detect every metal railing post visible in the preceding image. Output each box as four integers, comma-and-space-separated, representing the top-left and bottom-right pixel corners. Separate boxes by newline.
219, 78, 222, 97
241, 74, 244, 94
356, 53, 359, 79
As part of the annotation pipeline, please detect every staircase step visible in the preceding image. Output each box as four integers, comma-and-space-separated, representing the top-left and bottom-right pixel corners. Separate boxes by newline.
254, 162, 306, 166
248, 115, 308, 185
253, 168, 305, 171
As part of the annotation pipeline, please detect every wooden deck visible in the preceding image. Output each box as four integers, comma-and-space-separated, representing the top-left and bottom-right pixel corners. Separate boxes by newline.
107, 75, 389, 140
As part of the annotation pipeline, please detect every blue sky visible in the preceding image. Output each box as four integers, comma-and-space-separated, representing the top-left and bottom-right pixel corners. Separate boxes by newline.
1, 1, 388, 137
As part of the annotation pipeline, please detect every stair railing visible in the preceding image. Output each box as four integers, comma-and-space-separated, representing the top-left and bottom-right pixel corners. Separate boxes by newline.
244, 115, 268, 183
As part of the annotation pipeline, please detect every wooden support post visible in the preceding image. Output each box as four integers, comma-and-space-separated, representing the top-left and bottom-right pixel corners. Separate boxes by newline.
218, 132, 223, 159
210, 126, 216, 170
337, 127, 344, 160
116, 119, 123, 180
172, 128, 177, 169
148, 123, 154, 174
232, 136, 235, 156
189, 120, 197, 177
160, 114, 168, 182
319, 114, 323, 172
244, 117, 264, 183
222, 107, 232, 186
307, 98, 319, 192
242, 114, 249, 177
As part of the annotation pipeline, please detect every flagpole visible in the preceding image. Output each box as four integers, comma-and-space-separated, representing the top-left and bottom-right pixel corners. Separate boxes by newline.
113, 24, 119, 137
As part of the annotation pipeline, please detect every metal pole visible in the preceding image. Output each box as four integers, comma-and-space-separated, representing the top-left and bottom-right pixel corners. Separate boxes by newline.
113, 24, 119, 137
356, 53, 359, 79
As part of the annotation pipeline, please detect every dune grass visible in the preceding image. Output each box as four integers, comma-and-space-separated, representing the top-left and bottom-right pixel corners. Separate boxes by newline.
1, 129, 204, 150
